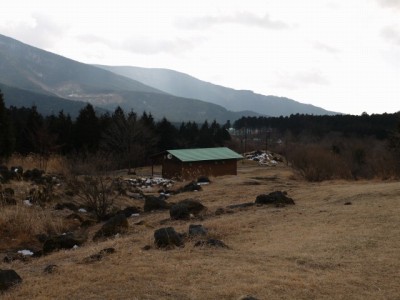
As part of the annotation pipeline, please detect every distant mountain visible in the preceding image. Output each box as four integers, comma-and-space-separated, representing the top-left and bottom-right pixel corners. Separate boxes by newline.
0, 34, 258, 122
96, 65, 338, 116
0, 82, 107, 118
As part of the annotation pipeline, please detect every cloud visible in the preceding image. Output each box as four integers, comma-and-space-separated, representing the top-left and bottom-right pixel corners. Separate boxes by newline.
381, 26, 400, 45
0, 12, 66, 49
176, 12, 289, 30
313, 41, 340, 54
122, 36, 204, 55
273, 70, 329, 90
75, 34, 114, 47
375, 0, 400, 10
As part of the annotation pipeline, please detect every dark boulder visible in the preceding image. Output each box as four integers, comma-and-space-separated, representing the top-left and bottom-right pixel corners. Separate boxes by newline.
189, 224, 208, 236
93, 214, 129, 241
255, 191, 295, 206
170, 199, 206, 220
144, 195, 169, 212
0, 269, 22, 291
43, 232, 88, 254
154, 227, 184, 248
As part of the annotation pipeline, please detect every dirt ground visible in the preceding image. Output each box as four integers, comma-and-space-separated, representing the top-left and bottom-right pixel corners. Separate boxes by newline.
2, 162, 400, 299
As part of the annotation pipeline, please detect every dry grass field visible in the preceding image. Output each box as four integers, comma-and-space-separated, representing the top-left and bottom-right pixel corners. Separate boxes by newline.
1, 161, 400, 299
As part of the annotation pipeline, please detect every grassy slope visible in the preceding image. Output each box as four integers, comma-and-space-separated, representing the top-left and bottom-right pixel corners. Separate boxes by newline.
1, 162, 400, 299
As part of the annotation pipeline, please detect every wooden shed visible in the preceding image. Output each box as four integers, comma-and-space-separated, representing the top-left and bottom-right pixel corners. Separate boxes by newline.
151, 147, 243, 180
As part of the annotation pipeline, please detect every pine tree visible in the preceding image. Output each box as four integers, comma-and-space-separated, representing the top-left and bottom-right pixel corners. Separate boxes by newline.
0, 90, 15, 158
73, 104, 101, 153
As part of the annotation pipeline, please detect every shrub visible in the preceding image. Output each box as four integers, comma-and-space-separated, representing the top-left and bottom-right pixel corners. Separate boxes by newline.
71, 176, 118, 221
289, 144, 351, 181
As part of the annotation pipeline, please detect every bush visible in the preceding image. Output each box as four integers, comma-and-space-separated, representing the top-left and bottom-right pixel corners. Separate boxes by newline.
71, 176, 118, 221
289, 144, 351, 181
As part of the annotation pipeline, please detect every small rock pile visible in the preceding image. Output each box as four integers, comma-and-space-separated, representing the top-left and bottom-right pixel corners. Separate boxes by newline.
244, 150, 283, 166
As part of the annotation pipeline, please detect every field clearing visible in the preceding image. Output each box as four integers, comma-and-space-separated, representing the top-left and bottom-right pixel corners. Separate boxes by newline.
2, 162, 400, 299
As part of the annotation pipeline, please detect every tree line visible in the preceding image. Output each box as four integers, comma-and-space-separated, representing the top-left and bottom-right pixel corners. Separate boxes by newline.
234, 113, 400, 139
0, 90, 230, 167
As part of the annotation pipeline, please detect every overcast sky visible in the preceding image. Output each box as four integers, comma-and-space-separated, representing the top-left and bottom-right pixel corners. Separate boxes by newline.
1, 0, 399, 115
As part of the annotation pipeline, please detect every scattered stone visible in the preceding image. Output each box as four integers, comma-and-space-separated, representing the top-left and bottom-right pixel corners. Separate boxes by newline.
169, 199, 207, 220
10, 167, 23, 180
23, 199, 33, 206
44, 264, 58, 274
54, 202, 78, 211
226, 202, 255, 209
177, 181, 202, 193
83, 247, 116, 263
93, 214, 129, 241
154, 227, 184, 248
215, 208, 225, 215
344, 202, 352, 205
43, 232, 88, 254
17, 250, 34, 256
194, 239, 229, 248
3, 253, 28, 263
0, 166, 13, 183
118, 206, 141, 217
23, 168, 44, 183
66, 213, 84, 222
144, 195, 170, 212
36, 234, 48, 243
0, 269, 22, 291
197, 176, 211, 185
239, 295, 259, 300
189, 224, 208, 236
255, 191, 295, 206
79, 218, 96, 228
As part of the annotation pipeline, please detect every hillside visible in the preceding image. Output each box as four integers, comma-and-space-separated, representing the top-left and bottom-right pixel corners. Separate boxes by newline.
0, 82, 107, 118
0, 161, 399, 299
0, 34, 257, 122
96, 65, 338, 117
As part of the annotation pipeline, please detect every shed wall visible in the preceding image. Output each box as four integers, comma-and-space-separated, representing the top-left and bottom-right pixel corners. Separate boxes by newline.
162, 158, 237, 180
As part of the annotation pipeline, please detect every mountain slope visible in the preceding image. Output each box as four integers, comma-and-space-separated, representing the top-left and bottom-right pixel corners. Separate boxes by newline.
96, 65, 338, 116
0, 82, 107, 118
0, 34, 258, 122
0, 34, 163, 97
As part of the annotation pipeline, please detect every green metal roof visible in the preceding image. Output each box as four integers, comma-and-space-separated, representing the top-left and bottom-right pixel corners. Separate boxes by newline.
167, 147, 243, 162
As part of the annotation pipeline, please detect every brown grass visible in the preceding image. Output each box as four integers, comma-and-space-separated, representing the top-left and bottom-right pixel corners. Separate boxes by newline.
0, 204, 66, 251
1, 164, 400, 299
6, 154, 69, 175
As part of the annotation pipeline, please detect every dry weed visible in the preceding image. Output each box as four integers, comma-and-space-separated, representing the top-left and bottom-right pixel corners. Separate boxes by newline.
0, 204, 65, 241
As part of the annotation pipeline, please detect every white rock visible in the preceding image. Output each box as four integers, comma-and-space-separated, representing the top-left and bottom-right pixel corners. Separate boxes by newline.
23, 200, 32, 206
18, 249, 34, 256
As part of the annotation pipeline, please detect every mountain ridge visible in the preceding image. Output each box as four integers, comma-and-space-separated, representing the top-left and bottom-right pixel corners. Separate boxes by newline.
95, 65, 338, 116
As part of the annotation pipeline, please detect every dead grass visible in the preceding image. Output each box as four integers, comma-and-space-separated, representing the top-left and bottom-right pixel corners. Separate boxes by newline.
1, 164, 400, 299
0, 204, 66, 251
6, 154, 69, 175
